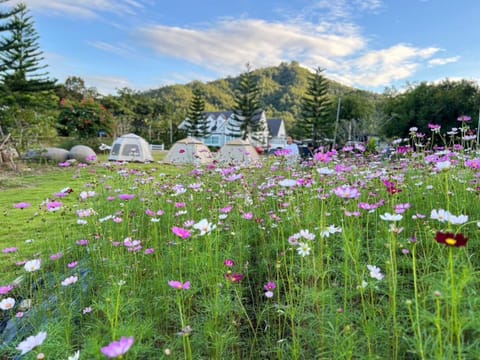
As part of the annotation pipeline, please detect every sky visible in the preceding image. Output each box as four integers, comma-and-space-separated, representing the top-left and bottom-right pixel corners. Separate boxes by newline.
7, 0, 480, 95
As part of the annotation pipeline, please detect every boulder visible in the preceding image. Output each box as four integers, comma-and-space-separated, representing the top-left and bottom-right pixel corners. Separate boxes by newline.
69, 145, 97, 163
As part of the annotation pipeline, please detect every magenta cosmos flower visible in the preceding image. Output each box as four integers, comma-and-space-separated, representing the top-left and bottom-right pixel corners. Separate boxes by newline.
172, 227, 191, 239
0, 285, 14, 295
101, 336, 134, 358
14, 202, 31, 209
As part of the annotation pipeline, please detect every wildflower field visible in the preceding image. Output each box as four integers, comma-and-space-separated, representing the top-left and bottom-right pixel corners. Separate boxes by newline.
1, 137, 480, 359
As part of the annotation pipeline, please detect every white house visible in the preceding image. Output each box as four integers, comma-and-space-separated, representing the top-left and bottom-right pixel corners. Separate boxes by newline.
179, 111, 270, 148
267, 118, 288, 149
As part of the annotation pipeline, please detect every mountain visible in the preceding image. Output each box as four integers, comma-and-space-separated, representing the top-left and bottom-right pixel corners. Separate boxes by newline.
143, 61, 379, 133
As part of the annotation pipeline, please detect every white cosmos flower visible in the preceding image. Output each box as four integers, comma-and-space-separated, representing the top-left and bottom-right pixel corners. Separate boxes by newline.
435, 160, 452, 171
367, 265, 384, 280
379, 213, 403, 221
16, 331, 47, 355
278, 179, 297, 187
0, 297, 15, 310
430, 209, 468, 224
316, 167, 334, 175
296, 242, 311, 257
193, 219, 216, 235
67, 350, 80, 360
61, 275, 78, 287
447, 214, 468, 225
24, 259, 41, 272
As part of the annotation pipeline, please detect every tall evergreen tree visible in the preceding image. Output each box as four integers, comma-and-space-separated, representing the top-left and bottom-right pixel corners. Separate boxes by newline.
300, 67, 331, 144
227, 64, 263, 140
184, 87, 209, 138
0, 3, 56, 101
0, 2, 57, 146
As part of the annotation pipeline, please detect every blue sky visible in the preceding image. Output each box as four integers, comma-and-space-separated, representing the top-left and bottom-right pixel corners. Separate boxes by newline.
10, 0, 480, 95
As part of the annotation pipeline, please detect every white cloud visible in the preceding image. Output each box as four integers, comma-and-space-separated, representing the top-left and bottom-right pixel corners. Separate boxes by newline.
17, 0, 145, 18
428, 56, 460, 66
138, 19, 365, 76
137, 17, 440, 88
87, 41, 134, 57
81, 74, 133, 95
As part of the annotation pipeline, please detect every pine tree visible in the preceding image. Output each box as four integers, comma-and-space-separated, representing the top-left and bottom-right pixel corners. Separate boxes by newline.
227, 64, 263, 140
300, 67, 331, 144
0, 3, 56, 101
184, 87, 209, 138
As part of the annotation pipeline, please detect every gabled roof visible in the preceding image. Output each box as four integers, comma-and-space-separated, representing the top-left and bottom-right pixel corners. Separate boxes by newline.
267, 119, 283, 137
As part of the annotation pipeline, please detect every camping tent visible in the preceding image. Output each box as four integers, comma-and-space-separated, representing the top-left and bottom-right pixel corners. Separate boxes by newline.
108, 133, 153, 162
216, 139, 261, 165
164, 137, 213, 165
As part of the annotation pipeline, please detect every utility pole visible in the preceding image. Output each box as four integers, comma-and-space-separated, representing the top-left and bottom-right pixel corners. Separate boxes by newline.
333, 96, 341, 149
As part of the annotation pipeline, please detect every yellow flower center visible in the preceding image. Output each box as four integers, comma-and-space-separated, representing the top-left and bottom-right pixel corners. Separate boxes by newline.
445, 238, 457, 246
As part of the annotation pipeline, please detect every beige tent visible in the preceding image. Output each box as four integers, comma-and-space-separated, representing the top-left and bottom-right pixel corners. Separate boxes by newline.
164, 137, 213, 165
216, 139, 261, 165
109, 134, 153, 162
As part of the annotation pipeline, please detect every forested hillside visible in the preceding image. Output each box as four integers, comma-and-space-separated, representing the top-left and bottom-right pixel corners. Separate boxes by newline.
143, 61, 379, 136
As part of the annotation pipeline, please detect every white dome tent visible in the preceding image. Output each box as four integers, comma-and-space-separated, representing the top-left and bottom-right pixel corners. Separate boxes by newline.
164, 137, 213, 165
108, 134, 153, 162
216, 139, 261, 166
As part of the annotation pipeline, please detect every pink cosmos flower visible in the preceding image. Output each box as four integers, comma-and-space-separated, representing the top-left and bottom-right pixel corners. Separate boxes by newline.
264, 281, 276, 291
3, 247, 18, 254
76, 239, 89, 246
172, 227, 191, 239
14, 202, 31, 209
457, 115, 471, 122
333, 185, 361, 199
314, 152, 332, 163
168, 280, 191, 290
242, 212, 254, 220
0, 285, 14, 295
144, 248, 155, 255
220, 205, 233, 214
101, 336, 134, 358
46, 201, 62, 212
223, 259, 235, 267
67, 261, 78, 269
118, 194, 135, 201
50, 252, 63, 261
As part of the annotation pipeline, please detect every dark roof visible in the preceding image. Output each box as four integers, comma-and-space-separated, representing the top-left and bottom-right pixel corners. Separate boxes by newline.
267, 119, 283, 136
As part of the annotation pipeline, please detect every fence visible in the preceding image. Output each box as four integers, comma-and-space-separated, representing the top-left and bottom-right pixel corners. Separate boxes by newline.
150, 144, 164, 151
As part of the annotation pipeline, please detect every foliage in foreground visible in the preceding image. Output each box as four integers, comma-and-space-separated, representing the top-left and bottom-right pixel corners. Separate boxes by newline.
1, 136, 480, 359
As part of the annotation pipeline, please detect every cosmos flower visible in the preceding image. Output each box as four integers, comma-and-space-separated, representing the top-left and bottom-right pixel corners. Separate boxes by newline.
0, 297, 15, 310
14, 202, 31, 209
457, 115, 471, 122
225, 272, 244, 283
24, 259, 41, 272
367, 265, 384, 280
101, 336, 134, 358
193, 219, 216, 235
61, 275, 78, 287
296, 242, 311, 257
435, 232, 468, 247
333, 185, 361, 199
16, 331, 47, 355
168, 280, 191, 290
380, 213, 403, 221
172, 227, 191, 239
